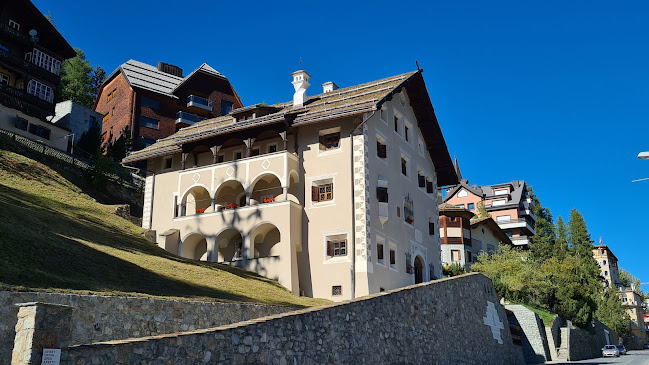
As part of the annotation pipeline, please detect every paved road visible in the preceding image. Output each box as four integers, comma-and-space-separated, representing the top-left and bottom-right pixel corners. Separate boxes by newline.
548, 350, 649, 365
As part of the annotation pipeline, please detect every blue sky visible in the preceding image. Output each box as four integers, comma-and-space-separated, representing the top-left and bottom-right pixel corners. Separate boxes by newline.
34, 0, 649, 285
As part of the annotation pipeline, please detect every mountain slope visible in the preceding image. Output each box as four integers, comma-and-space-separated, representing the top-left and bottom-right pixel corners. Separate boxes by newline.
0, 150, 327, 307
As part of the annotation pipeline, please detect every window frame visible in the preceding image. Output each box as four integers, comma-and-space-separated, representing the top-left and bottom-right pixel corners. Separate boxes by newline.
14, 116, 28, 131
141, 96, 161, 110
139, 115, 160, 130
312, 183, 334, 202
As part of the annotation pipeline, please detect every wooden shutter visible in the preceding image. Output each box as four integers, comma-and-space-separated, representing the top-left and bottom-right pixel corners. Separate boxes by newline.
327, 241, 334, 256
311, 186, 320, 202
319, 135, 326, 150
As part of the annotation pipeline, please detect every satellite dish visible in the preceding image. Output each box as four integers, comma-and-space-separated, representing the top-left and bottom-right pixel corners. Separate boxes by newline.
28, 29, 37, 37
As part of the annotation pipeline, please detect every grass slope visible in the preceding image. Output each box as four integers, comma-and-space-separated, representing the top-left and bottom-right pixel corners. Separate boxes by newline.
0, 150, 328, 307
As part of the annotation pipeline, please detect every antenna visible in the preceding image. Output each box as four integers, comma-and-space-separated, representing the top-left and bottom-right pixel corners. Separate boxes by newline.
415, 60, 422, 72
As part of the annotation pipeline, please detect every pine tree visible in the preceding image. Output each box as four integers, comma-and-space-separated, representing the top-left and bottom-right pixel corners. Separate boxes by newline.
595, 289, 630, 334
474, 201, 491, 219
90, 65, 106, 104
527, 186, 556, 262
554, 216, 569, 259
59, 49, 94, 107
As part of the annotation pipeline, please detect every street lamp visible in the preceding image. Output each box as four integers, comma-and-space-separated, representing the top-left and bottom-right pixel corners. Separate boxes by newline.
61, 133, 74, 155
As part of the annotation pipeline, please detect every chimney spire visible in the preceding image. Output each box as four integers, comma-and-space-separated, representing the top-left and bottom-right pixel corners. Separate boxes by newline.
291, 70, 311, 108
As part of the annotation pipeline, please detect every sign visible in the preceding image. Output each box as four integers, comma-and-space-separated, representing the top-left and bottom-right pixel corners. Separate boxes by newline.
41, 349, 60, 365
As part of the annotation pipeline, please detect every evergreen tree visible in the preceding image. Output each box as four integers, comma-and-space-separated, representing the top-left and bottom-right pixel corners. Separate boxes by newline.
76, 122, 102, 155
527, 186, 556, 262
59, 49, 94, 107
554, 216, 569, 259
474, 201, 491, 219
595, 289, 630, 334
90, 65, 106, 104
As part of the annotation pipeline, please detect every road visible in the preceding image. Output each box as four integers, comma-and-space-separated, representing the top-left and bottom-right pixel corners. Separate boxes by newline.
548, 350, 649, 365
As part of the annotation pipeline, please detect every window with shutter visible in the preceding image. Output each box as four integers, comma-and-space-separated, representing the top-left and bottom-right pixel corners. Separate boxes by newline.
327, 241, 334, 256
327, 239, 347, 257
377, 187, 388, 203
311, 186, 320, 202
319, 132, 340, 151
318, 183, 333, 201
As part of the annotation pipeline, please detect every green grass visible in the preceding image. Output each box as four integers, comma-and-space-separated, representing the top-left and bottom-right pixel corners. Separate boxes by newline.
0, 150, 329, 308
522, 304, 557, 327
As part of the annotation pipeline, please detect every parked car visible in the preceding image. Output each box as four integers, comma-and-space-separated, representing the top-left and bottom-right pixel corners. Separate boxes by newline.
602, 345, 620, 357
616, 345, 627, 355
644, 343, 649, 349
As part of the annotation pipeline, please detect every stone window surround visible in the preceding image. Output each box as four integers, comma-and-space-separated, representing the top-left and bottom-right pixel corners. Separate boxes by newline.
322, 228, 351, 264
308, 173, 338, 209
317, 126, 343, 157
375, 233, 386, 267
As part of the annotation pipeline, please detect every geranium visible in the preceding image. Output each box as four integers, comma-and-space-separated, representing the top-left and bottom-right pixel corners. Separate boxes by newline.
226, 203, 239, 209
263, 197, 275, 203
195, 208, 207, 214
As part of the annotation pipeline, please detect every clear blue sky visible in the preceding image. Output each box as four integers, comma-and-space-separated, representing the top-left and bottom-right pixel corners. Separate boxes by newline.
33, 0, 649, 285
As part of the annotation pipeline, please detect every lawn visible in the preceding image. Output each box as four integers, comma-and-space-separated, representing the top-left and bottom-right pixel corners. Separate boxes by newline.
522, 304, 557, 327
0, 150, 328, 308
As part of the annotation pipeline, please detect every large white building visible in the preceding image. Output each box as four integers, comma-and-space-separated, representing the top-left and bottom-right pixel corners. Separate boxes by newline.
123, 69, 458, 301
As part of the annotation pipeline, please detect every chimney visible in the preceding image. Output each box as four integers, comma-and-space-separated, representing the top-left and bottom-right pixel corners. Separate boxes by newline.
291, 70, 310, 108
157, 62, 183, 77
322, 81, 338, 93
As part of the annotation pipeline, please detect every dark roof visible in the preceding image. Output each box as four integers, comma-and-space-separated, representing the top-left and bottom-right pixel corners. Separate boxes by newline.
444, 179, 528, 206
470, 217, 513, 245
10, 0, 75, 59
172, 63, 226, 92
438, 204, 475, 219
122, 70, 458, 186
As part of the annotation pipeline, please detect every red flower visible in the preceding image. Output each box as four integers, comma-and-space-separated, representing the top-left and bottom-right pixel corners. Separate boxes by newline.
195, 208, 206, 214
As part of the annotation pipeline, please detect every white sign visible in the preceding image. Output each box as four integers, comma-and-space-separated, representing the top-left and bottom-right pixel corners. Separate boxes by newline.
41, 349, 61, 365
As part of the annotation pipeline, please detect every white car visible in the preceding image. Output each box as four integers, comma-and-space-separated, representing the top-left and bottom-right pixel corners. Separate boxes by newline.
602, 345, 620, 357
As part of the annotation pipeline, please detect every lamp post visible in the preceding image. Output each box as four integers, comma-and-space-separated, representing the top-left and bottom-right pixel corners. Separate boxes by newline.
61, 133, 74, 155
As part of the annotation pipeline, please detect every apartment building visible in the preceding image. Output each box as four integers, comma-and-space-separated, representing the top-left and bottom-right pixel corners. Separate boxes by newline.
438, 204, 512, 268
444, 177, 536, 248
96, 60, 242, 153
122, 69, 457, 301
592, 244, 620, 288
0, 0, 76, 150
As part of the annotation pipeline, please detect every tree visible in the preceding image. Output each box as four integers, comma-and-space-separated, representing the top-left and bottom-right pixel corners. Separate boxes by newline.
619, 269, 641, 290
527, 186, 556, 262
59, 49, 93, 107
595, 289, 630, 334
442, 263, 465, 277
90, 65, 106, 104
554, 216, 569, 259
76, 122, 102, 155
474, 201, 491, 219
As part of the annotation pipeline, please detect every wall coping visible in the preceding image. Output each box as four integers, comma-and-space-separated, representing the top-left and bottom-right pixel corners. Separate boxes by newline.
67, 272, 489, 350
14, 302, 73, 309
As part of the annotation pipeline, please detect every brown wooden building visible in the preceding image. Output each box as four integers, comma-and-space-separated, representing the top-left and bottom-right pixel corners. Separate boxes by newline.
95, 60, 242, 152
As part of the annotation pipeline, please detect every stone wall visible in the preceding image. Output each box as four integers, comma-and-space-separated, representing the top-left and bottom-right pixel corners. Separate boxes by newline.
61, 273, 525, 364
568, 319, 618, 361
505, 305, 550, 364
1, 291, 292, 361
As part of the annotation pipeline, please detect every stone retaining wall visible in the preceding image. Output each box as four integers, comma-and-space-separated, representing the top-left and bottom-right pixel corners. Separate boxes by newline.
568, 319, 618, 361
61, 273, 525, 364
1, 291, 292, 361
505, 305, 550, 364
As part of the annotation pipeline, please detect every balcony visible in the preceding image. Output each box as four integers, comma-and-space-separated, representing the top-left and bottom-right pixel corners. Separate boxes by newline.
0, 23, 29, 43
496, 218, 536, 235
176, 111, 205, 126
0, 82, 54, 117
519, 208, 537, 221
0, 49, 60, 83
187, 95, 212, 111
510, 236, 531, 247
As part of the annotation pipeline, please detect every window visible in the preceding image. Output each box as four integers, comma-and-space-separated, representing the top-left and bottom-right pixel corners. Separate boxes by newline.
394, 115, 399, 133
604, 271, 608, 276
8, 19, 20, 31
451, 250, 461, 262
267, 144, 277, 153
27, 80, 53, 103
418, 138, 425, 156
376, 138, 387, 159
455, 204, 465, 209
389, 242, 397, 269
467, 203, 475, 211
377, 187, 388, 203
216, 155, 224, 163
401, 157, 407, 176
404, 195, 414, 225
31, 49, 61, 75
139, 116, 159, 129
332, 286, 342, 296
327, 239, 347, 257
312, 183, 334, 202
15, 116, 28, 131
492, 199, 506, 206
141, 137, 156, 148
251, 148, 260, 157
319, 132, 340, 151
221, 100, 233, 115
163, 157, 172, 170
28, 124, 51, 140
234, 151, 242, 160
418, 171, 425, 188
376, 236, 385, 265
457, 189, 468, 198
404, 125, 410, 141
102, 114, 109, 123
494, 189, 508, 195
141, 96, 160, 109
107, 89, 117, 101
496, 215, 511, 223
466, 251, 472, 263
380, 106, 387, 122
429, 218, 435, 235
426, 179, 434, 194
0, 72, 9, 85
602, 260, 607, 266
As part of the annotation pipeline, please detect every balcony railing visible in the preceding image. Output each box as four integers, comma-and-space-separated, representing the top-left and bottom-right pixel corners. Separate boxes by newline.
0, 23, 29, 42
187, 95, 212, 111
0, 82, 54, 115
0, 49, 60, 83
176, 111, 205, 126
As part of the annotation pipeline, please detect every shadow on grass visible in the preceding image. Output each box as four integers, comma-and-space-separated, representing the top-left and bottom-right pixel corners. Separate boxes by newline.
0, 182, 304, 307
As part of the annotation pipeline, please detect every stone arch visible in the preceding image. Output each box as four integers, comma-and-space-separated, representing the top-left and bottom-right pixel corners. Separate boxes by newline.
217, 228, 243, 262
250, 222, 281, 258
214, 179, 245, 209
249, 172, 283, 205
180, 233, 208, 261
180, 185, 211, 216
414, 255, 425, 284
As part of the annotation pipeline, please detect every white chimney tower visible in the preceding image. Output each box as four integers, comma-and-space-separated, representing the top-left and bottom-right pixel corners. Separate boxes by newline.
322, 81, 338, 93
291, 70, 311, 107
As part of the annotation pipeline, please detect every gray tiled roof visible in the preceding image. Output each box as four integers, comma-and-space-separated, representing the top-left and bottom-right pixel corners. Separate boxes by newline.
444, 179, 527, 206
119, 60, 184, 97
172, 63, 226, 92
